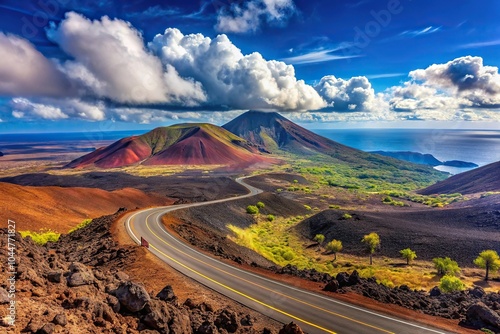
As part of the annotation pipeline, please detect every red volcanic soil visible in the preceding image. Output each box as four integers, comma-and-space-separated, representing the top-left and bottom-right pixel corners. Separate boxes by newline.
420, 160, 500, 195
66, 136, 151, 169
67, 123, 275, 169
145, 127, 273, 166
0, 182, 172, 233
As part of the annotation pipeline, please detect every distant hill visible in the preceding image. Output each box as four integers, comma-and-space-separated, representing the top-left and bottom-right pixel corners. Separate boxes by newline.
371, 151, 478, 168
67, 123, 272, 168
371, 151, 441, 166
419, 161, 500, 195
223, 110, 355, 156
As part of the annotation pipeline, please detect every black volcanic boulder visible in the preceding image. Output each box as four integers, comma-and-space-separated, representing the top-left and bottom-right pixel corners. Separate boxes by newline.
115, 281, 151, 312
156, 284, 177, 303
336, 272, 350, 288
324, 280, 339, 292
464, 302, 500, 329
348, 270, 361, 286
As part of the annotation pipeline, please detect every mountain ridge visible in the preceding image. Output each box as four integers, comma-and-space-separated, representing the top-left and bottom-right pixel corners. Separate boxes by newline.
66, 123, 272, 168
419, 160, 500, 195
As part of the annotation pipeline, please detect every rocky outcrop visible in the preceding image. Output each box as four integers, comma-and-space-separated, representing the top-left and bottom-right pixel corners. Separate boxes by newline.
322, 270, 500, 332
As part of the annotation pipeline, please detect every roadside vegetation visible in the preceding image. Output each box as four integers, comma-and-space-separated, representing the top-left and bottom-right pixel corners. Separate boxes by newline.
19, 218, 94, 245
68, 218, 93, 233
19, 229, 60, 245
227, 215, 499, 292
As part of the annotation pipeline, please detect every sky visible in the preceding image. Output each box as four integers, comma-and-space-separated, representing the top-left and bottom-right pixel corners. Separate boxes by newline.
0, 0, 499, 132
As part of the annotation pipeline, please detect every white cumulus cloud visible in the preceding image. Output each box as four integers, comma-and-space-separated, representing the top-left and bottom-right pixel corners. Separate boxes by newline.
149, 28, 326, 111
314, 75, 380, 112
215, 0, 296, 33
0, 33, 73, 97
47, 12, 206, 105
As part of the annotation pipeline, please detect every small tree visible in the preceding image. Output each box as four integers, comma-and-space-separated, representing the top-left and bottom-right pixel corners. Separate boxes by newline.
439, 275, 465, 293
400, 248, 417, 265
246, 205, 259, 215
433, 257, 461, 276
326, 239, 343, 261
256, 201, 265, 209
313, 234, 325, 245
474, 250, 500, 281
362, 232, 380, 265
267, 214, 275, 222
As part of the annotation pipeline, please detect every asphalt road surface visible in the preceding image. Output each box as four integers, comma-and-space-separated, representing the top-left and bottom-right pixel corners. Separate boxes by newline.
126, 177, 453, 334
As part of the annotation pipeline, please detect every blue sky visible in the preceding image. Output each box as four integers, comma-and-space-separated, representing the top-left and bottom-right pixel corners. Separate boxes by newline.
0, 0, 499, 132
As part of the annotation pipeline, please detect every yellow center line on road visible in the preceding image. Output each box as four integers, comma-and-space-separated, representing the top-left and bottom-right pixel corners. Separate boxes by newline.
143, 212, 395, 334
147, 240, 337, 334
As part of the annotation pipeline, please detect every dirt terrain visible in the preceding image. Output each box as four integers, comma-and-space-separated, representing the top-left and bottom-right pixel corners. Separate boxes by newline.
295, 201, 500, 266
0, 182, 173, 233
0, 171, 249, 204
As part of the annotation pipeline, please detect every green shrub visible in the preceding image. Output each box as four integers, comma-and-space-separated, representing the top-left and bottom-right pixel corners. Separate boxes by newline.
382, 196, 393, 203
246, 205, 259, 215
282, 250, 295, 261
329, 204, 340, 209
267, 214, 275, 222
342, 213, 352, 220
19, 230, 60, 245
304, 205, 312, 210
68, 219, 93, 234
433, 257, 461, 276
313, 234, 325, 244
439, 275, 465, 293
256, 201, 265, 209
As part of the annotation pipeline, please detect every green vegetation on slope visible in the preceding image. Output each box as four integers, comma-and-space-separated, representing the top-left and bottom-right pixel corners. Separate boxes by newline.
19, 230, 60, 245
227, 216, 453, 290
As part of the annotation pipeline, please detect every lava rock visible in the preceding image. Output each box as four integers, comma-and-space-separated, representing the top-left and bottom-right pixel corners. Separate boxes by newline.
336, 272, 350, 288
143, 300, 171, 331
198, 321, 219, 334
464, 302, 500, 329
38, 322, 56, 334
429, 286, 441, 297
279, 322, 305, 334
115, 281, 151, 313
215, 308, 239, 333
348, 270, 361, 286
47, 271, 62, 283
157, 285, 177, 303
324, 280, 339, 292
67, 262, 95, 287
52, 313, 67, 327
470, 286, 486, 299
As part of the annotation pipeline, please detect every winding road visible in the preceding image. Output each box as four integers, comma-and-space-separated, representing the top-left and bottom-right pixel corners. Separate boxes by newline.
125, 177, 452, 334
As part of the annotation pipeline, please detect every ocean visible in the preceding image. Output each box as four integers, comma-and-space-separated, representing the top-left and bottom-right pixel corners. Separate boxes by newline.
315, 129, 500, 174
1, 129, 499, 174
